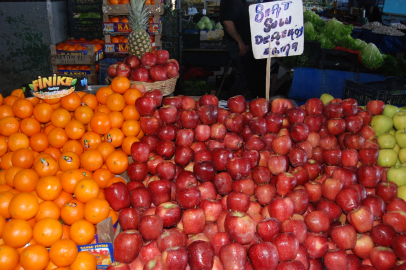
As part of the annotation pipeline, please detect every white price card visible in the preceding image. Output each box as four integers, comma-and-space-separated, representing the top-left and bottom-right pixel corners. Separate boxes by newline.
249, 0, 304, 59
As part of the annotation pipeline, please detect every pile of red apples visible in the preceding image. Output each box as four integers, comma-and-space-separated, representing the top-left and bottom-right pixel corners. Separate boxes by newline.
105, 93, 406, 270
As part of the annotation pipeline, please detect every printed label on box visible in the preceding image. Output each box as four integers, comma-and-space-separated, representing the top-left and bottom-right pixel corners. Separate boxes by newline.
103, 22, 131, 33
78, 243, 114, 269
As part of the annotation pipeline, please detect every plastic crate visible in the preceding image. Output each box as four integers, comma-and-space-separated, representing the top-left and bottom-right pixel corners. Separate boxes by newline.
183, 31, 200, 49
343, 77, 406, 106
294, 41, 322, 68
319, 49, 358, 72
162, 15, 178, 38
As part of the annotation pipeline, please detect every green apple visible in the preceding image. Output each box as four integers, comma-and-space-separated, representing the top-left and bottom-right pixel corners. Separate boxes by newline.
398, 185, 406, 201
393, 112, 406, 130
378, 149, 398, 167
394, 144, 401, 154
399, 148, 406, 163
371, 115, 394, 137
383, 104, 399, 119
400, 107, 406, 112
390, 129, 396, 136
388, 166, 406, 186
402, 163, 406, 167
320, 94, 334, 105
395, 129, 406, 148
397, 159, 402, 166
377, 133, 397, 149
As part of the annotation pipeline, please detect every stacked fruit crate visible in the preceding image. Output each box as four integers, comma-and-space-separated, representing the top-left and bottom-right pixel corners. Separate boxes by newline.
102, 0, 164, 57
68, 0, 103, 40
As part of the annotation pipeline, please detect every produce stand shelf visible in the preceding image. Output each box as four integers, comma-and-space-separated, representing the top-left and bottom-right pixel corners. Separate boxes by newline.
102, 0, 164, 15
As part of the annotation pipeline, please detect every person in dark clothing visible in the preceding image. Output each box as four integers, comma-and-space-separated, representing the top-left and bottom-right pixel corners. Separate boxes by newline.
368, 5, 382, 23
219, 0, 266, 99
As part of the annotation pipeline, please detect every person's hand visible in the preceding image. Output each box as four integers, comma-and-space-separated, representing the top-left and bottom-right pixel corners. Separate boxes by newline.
238, 42, 247, 56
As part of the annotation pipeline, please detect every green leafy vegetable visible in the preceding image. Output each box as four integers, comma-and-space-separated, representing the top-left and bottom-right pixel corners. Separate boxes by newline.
317, 33, 335, 49
361, 43, 384, 69
304, 22, 317, 41
355, 39, 368, 51
321, 19, 353, 46
304, 10, 325, 31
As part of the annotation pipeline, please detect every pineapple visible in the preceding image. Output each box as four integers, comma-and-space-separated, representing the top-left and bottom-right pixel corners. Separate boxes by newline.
127, 0, 152, 57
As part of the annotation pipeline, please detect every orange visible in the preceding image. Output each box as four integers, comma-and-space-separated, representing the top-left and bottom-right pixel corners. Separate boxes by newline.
36, 176, 62, 201
2, 219, 33, 248
34, 103, 54, 123
74, 179, 100, 203
81, 94, 98, 110
48, 127, 68, 149
53, 191, 74, 209
20, 244, 50, 270
123, 88, 142, 106
84, 198, 110, 224
20, 118, 41, 137
49, 239, 78, 267
111, 76, 130, 94
70, 251, 97, 270
34, 103, 55, 123
90, 112, 111, 135
0, 93, 3, 105
62, 140, 83, 156
65, 120, 86, 140
96, 87, 113, 104
5, 166, 23, 187
69, 220, 95, 245
104, 128, 124, 148
80, 149, 104, 172
11, 149, 34, 169
61, 224, 70, 240
0, 192, 14, 219
51, 108, 71, 128
0, 105, 14, 118
94, 104, 111, 114
121, 136, 140, 155
121, 119, 140, 136
30, 133, 49, 152
8, 189, 20, 195
0, 171, 6, 185
0, 245, 19, 270
35, 201, 60, 221
45, 260, 59, 270
12, 99, 34, 119
60, 199, 84, 225
108, 208, 118, 224
92, 168, 113, 189
27, 97, 40, 107
8, 133, 29, 151
34, 157, 58, 177
74, 106, 94, 125
0, 215, 5, 238
106, 93, 126, 112
0, 184, 11, 192
44, 98, 61, 105
43, 149, 61, 162
3, 96, 20, 107
122, 105, 140, 120
108, 111, 125, 128
14, 169, 39, 192
0, 117, 19, 136
78, 169, 93, 179
58, 152, 80, 172
44, 124, 56, 135
60, 169, 85, 193
61, 93, 81, 111
32, 218, 62, 247
9, 192, 40, 220
0, 152, 14, 170
106, 177, 127, 187
96, 142, 115, 160
11, 89, 25, 98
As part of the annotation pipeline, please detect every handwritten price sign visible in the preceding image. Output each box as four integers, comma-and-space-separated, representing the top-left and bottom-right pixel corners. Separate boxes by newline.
249, 0, 304, 59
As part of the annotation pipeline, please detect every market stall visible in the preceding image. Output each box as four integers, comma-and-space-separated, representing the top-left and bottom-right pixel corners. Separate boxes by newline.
3, 0, 406, 270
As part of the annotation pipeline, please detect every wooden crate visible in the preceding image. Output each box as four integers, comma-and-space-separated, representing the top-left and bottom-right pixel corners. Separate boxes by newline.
50, 44, 98, 85
102, 0, 164, 15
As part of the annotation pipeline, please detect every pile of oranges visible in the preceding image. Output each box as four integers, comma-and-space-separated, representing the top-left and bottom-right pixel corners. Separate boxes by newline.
0, 76, 144, 270
56, 38, 104, 52
108, 16, 129, 23
107, 0, 130, 4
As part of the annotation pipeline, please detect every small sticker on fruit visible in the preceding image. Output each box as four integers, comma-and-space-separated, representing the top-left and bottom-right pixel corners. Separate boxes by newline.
40, 158, 49, 166
84, 139, 90, 148
63, 156, 73, 163
107, 133, 112, 143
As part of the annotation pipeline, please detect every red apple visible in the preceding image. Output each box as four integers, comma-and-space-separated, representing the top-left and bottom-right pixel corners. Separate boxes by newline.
114, 230, 143, 263
248, 242, 279, 270
224, 211, 255, 244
